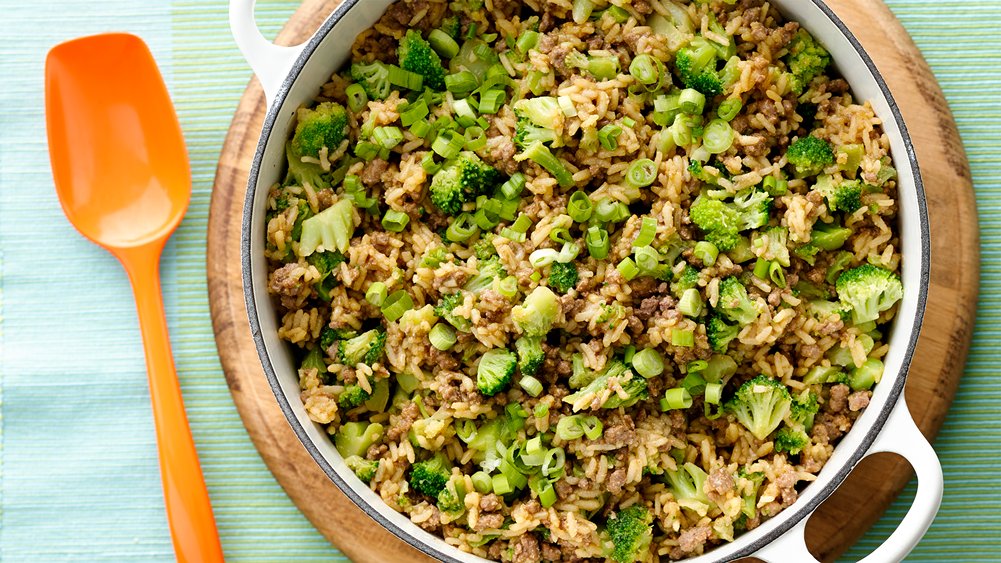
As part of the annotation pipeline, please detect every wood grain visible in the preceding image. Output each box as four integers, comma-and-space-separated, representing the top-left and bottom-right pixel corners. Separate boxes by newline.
207, 1, 977, 561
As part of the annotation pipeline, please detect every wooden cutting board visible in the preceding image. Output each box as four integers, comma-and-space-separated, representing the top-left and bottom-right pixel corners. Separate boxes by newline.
207, 1, 978, 561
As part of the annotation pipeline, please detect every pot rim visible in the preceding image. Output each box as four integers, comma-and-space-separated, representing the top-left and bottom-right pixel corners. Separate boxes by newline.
240, 1, 931, 560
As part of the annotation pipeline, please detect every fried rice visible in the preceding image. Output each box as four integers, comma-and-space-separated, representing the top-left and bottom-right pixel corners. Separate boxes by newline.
263, 0, 904, 560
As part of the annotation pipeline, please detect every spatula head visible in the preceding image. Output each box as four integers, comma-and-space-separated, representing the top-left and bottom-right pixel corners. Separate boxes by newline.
45, 33, 190, 249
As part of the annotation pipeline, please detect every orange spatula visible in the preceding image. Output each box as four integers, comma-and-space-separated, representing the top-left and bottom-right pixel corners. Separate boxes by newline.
45, 33, 224, 563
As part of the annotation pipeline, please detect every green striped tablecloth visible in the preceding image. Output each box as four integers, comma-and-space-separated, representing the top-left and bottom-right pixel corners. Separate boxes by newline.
0, 0, 997, 560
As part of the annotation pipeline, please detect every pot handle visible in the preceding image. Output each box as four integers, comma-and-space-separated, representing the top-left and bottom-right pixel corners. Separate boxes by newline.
229, 0, 308, 108
754, 395, 943, 563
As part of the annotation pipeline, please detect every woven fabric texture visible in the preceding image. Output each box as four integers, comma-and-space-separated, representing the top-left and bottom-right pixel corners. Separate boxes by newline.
0, 0, 996, 560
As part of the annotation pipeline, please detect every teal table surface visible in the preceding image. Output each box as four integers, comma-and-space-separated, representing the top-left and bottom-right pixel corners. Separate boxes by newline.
0, 0, 997, 561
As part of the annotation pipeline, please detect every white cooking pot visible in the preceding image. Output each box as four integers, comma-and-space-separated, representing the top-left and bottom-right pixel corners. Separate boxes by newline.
231, 1, 941, 560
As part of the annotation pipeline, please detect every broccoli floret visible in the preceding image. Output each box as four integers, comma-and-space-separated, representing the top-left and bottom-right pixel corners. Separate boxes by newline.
337, 328, 387, 366
514, 140, 575, 189
434, 292, 471, 332
511, 286, 560, 337
291, 102, 349, 159
320, 327, 356, 349
285, 142, 329, 190
399, 30, 446, 91
308, 251, 346, 275
301, 346, 327, 374
789, 391, 820, 431
476, 348, 517, 396
569, 353, 596, 390
548, 261, 579, 294
786, 136, 835, 177
465, 257, 508, 293
472, 234, 498, 260
515, 336, 544, 376
774, 427, 810, 455
606, 504, 653, 563
784, 30, 831, 94
717, 277, 760, 326
429, 151, 501, 215
664, 462, 713, 514
564, 361, 647, 411
726, 375, 793, 441
794, 243, 821, 266
675, 39, 723, 97
671, 265, 700, 297
836, 264, 903, 325
334, 421, 384, 458
737, 469, 765, 520
344, 455, 379, 484
732, 188, 773, 231
409, 452, 452, 497
752, 226, 791, 268
298, 198, 355, 256
437, 480, 466, 516
338, 385, 372, 409
706, 313, 740, 352
439, 16, 461, 40
689, 197, 741, 251
515, 116, 559, 151
350, 61, 392, 100
823, 179, 864, 214
421, 246, 450, 268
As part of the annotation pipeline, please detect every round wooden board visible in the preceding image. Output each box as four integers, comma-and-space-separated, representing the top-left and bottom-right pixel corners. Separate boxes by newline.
207, 1, 978, 561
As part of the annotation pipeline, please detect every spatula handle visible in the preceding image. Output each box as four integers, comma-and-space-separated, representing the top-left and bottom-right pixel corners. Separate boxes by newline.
120, 246, 225, 563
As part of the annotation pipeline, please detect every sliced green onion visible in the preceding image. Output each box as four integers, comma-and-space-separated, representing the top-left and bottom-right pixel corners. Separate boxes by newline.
632, 348, 664, 378
519, 376, 543, 397
472, 471, 493, 493
534, 402, 550, 419
355, 141, 380, 161
549, 227, 573, 244
669, 113, 693, 147
517, 30, 541, 55
456, 419, 477, 443
753, 257, 770, 279
556, 242, 580, 263
598, 124, 623, 150
588, 56, 620, 80
541, 447, 566, 478
432, 129, 465, 159
530, 271, 542, 282
653, 94, 682, 127
532, 475, 557, 507
445, 71, 478, 97
498, 275, 519, 298
718, 97, 742, 121
479, 90, 505, 114
703, 119, 735, 154
366, 282, 387, 306
387, 65, 424, 90
421, 152, 441, 174
530, 248, 559, 268
556, 416, 585, 441
429, 29, 460, 59
572, 0, 595, 23
704, 355, 737, 382
671, 328, 695, 347
632, 216, 658, 247
400, 99, 429, 127
678, 288, 704, 317
617, 257, 639, 280
409, 118, 432, 139
382, 209, 410, 232
558, 95, 578, 117
586, 226, 610, 260
594, 198, 629, 223
762, 175, 788, 196
568, 191, 593, 223
629, 53, 660, 85
500, 227, 527, 242
465, 126, 487, 151
381, 290, 413, 322
510, 213, 533, 233
694, 241, 719, 266
626, 158, 658, 188
491, 473, 513, 495
679, 88, 706, 115
454, 98, 478, 128
769, 261, 786, 288
446, 213, 478, 243
705, 382, 723, 405
623, 345, 637, 365
500, 173, 527, 200
429, 323, 457, 350
633, 245, 660, 274
580, 415, 603, 440
345, 83, 368, 113
661, 388, 693, 411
